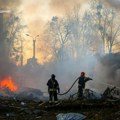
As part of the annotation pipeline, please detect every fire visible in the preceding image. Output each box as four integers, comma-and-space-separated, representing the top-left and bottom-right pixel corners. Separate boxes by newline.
0, 76, 18, 92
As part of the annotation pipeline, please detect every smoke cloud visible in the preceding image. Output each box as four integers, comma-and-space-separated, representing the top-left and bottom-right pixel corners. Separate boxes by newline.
104, 0, 120, 8
0, 0, 21, 9
0, 0, 120, 98
49, 0, 88, 15
89, 53, 120, 93
0, 0, 21, 84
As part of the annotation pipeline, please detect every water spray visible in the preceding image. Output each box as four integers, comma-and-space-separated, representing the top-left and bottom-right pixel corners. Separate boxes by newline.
94, 81, 120, 90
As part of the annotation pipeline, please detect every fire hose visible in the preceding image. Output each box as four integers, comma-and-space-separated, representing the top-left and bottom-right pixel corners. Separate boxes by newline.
57, 78, 79, 95
57, 78, 120, 96
43, 79, 119, 98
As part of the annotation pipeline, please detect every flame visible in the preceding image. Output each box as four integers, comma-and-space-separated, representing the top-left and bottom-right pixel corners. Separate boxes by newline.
0, 76, 18, 92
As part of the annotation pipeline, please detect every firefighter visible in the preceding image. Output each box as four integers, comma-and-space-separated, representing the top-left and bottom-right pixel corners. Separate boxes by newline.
47, 74, 60, 103
78, 72, 92, 99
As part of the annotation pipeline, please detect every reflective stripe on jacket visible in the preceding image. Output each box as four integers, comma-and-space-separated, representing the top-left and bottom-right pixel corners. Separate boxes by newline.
48, 88, 57, 91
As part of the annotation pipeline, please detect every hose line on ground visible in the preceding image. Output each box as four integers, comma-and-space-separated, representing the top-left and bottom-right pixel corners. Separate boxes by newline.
58, 78, 79, 95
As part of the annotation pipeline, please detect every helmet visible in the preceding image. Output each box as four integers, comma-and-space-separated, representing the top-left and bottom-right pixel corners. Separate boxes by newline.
51, 74, 56, 78
81, 72, 85, 76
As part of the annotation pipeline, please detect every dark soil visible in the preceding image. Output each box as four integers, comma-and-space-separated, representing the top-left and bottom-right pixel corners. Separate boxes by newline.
0, 98, 119, 120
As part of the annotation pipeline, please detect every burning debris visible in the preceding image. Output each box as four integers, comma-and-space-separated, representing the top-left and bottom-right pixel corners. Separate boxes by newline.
0, 68, 118, 120
103, 87, 120, 100
16, 87, 46, 102
0, 0, 120, 119
0, 76, 45, 101
0, 76, 18, 92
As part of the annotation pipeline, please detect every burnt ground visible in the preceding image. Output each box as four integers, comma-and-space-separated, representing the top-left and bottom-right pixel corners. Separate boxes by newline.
0, 98, 119, 120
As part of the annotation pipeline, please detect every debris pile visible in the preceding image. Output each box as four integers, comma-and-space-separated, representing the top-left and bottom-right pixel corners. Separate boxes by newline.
0, 86, 119, 120
0, 95, 119, 120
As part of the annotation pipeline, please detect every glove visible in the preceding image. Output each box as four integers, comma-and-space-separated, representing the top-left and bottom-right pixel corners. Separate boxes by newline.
88, 77, 93, 80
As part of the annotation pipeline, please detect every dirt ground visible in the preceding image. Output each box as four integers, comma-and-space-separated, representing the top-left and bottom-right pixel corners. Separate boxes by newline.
0, 98, 119, 120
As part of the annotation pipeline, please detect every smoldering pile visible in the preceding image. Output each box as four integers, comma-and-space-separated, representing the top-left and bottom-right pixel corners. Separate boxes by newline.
0, 87, 46, 102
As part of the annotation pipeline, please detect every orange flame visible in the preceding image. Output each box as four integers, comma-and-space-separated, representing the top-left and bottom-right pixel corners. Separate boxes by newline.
0, 76, 18, 92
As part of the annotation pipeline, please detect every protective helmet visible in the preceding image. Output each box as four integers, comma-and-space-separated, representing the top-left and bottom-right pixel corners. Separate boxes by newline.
51, 74, 56, 78
81, 72, 85, 76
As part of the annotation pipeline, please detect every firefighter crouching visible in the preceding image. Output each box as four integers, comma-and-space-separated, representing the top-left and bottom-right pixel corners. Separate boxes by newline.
78, 72, 93, 99
47, 74, 60, 103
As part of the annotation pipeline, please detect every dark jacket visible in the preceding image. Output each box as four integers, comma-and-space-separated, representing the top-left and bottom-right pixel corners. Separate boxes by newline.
78, 77, 92, 88
47, 78, 59, 91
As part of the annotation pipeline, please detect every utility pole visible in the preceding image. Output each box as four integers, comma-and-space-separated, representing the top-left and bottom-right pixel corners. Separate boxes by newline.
26, 34, 39, 67
33, 39, 36, 58
26, 34, 39, 59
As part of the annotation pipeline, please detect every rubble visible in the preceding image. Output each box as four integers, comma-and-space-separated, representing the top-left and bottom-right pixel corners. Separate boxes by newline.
0, 87, 119, 120
0, 97, 119, 120
56, 113, 86, 120
6, 112, 16, 117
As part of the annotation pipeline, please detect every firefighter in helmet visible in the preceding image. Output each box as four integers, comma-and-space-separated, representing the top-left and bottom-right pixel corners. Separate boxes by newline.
47, 74, 60, 103
78, 72, 92, 99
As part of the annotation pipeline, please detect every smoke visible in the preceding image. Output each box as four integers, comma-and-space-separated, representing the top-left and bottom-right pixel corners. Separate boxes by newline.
13, 0, 120, 94
20, 54, 97, 94
0, 0, 120, 99
100, 53, 120, 86
91, 53, 120, 92
18, 0, 89, 64
19, 0, 89, 34
49, 0, 88, 15
104, 0, 120, 8
0, 0, 21, 82
0, 0, 21, 9
0, 0, 85, 92
18, 0, 51, 34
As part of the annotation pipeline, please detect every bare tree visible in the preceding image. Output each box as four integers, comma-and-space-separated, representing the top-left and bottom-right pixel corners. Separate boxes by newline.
106, 9, 120, 53
90, 0, 120, 54
5, 11, 26, 65
45, 16, 70, 61
80, 12, 97, 55
67, 5, 96, 60
66, 5, 82, 60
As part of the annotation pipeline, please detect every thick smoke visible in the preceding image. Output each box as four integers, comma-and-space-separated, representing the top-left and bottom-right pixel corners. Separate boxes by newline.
20, 54, 97, 95
49, 0, 88, 14
89, 53, 120, 93
104, 0, 120, 8
0, 14, 17, 81
0, 0, 21, 82
18, 0, 87, 34
19, 0, 48, 34
0, 0, 120, 98
0, 0, 21, 9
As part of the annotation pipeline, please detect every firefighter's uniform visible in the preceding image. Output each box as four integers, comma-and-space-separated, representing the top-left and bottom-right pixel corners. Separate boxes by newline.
78, 72, 92, 98
47, 74, 60, 103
